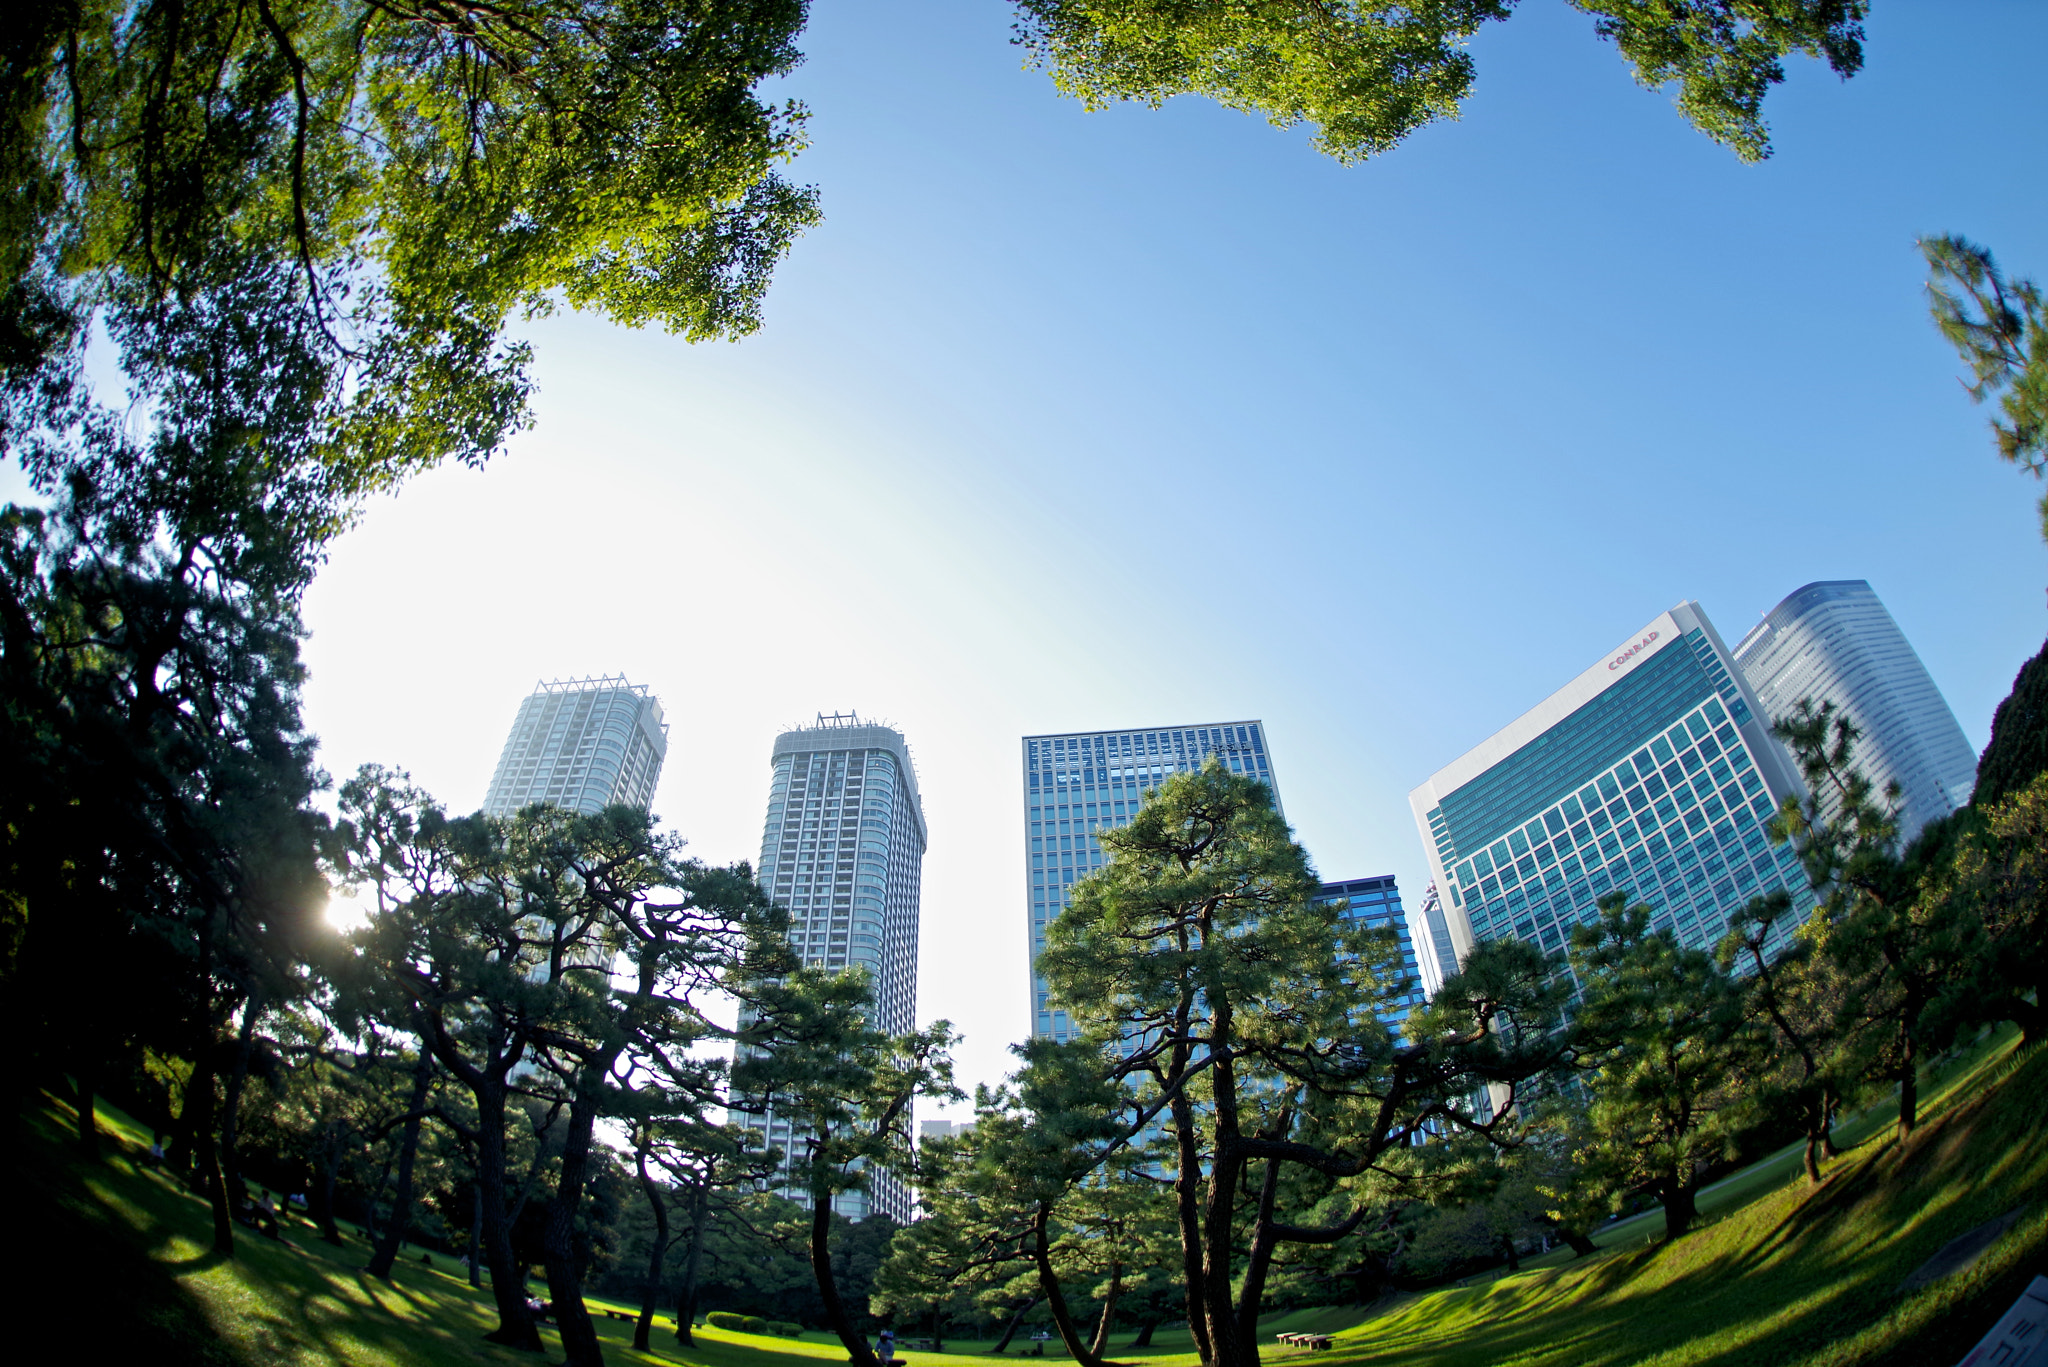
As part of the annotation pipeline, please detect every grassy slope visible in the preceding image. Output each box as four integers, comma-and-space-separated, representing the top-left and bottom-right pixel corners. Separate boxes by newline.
20, 1033, 2046, 1367
1331, 1031, 2048, 1367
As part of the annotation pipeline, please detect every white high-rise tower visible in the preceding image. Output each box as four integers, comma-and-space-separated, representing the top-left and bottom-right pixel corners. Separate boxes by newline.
750, 712, 927, 1221
481, 676, 668, 818
1734, 581, 1978, 844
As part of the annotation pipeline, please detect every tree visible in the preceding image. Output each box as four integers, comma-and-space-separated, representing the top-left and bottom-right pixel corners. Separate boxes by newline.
335, 769, 784, 1365
1037, 761, 1574, 1367
1012, 1, 1868, 165
1769, 700, 1973, 1139
6, 0, 819, 513
1974, 639, 2048, 807
1715, 889, 1848, 1182
1568, 892, 1763, 1240
1920, 773, 2048, 1046
1921, 236, 2048, 539
734, 966, 960, 1367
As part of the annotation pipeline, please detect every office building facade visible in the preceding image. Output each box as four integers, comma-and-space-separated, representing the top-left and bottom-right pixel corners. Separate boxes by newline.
1734, 580, 1977, 844
1023, 721, 1281, 1041
481, 676, 668, 818
1312, 876, 1426, 1036
1410, 602, 1811, 974
751, 713, 927, 1221
1409, 882, 1460, 997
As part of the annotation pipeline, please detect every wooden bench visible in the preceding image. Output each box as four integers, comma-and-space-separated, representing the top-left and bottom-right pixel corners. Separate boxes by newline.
602, 1309, 637, 1323
1275, 1334, 1333, 1350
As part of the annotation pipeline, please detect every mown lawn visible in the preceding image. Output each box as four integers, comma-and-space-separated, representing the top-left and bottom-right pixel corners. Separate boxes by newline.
20, 1030, 2044, 1367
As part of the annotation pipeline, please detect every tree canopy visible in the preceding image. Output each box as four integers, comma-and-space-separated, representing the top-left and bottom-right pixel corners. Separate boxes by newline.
1012, 0, 1868, 165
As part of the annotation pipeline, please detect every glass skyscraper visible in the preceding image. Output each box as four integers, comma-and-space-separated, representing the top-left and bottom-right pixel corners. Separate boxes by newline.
1409, 882, 1460, 997
750, 713, 927, 1221
481, 675, 668, 818
1409, 602, 1812, 976
1312, 875, 1426, 1036
1023, 721, 1280, 1041
1734, 580, 1977, 844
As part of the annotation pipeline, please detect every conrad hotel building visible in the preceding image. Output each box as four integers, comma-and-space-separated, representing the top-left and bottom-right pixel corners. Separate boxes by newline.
1409, 603, 1810, 977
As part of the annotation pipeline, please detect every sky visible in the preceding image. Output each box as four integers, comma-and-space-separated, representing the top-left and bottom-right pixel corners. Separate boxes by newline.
287, 1, 2048, 1115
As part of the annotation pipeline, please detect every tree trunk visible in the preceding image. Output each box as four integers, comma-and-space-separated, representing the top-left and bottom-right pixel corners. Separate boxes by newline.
361, 1149, 395, 1246
1199, 1032, 1249, 1367
74, 1070, 99, 1158
197, 1106, 235, 1258
365, 1053, 435, 1279
1031, 1203, 1112, 1367
992, 1298, 1041, 1353
218, 995, 261, 1214
633, 1142, 671, 1353
674, 1182, 708, 1346
1088, 1261, 1122, 1358
1167, 1088, 1212, 1367
314, 1139, 344, 1245
1660, 1182, 1698, 1242
812, 1187, 879, 1367
1500, 1233, 1520, 1273
1552, 1224, 1597, 1259
468, 1184, 484, 1288
472, 1078, 543, 1350
1897, 1042, 1920, 1140
540, 1084, 609, 1367
1131, 1319, 1162, 1349
1802, 1133, 1822, 1184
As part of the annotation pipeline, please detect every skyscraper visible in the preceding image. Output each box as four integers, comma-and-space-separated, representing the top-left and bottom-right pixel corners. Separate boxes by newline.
751, 713, 927, 1221
1311, 875, 1426, 1036
1734, 580, 1978, 844
481, 675, 668, 818
1023, 721, 1280, 1041
1409, 602, 1811, 976
1409, 882, 1460, 997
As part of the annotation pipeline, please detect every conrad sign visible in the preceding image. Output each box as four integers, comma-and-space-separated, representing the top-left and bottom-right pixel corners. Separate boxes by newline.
1608, 629, 1660, 671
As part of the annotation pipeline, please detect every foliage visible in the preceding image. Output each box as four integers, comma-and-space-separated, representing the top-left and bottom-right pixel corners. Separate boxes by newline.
1767, 700, 1975, 1139
1568, 893, 1762, 1240
733, 966, 958, 1366
1974, 637, 2048, 807
1035, 760, 1574, 1367
6, 0, 819, 522
1921, 236, 2048, 538
1011, 1, 1866, 164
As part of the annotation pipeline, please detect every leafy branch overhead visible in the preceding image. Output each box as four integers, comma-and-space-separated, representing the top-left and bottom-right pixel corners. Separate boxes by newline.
1920, 235, 2048, 539
1011, 1, 1868, 164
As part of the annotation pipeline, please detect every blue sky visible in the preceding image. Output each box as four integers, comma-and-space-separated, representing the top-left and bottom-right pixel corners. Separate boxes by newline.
294, 0, 2048, 1105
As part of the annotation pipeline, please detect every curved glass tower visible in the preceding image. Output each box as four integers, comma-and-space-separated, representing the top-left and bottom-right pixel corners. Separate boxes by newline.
481, 676, 667, 818
1734, 580, 1977, 844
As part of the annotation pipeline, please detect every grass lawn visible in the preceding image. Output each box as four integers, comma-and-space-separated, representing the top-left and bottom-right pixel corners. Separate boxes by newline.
20, 1030, 2045, 1367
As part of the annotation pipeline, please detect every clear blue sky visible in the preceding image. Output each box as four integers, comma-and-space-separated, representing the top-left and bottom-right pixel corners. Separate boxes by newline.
295, 0, 2048, 1107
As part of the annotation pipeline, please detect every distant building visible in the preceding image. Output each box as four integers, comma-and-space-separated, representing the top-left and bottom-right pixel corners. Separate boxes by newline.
481, 676, 667, 818
1410, 882, 1460, 997
1734, 580, 1978, 844
1312, 876, 1425, 1035
1022, 721, 1282, 1041
1410, 602, 1811, 973
919, 1119, 969, 1144
748, 712, 928, 1222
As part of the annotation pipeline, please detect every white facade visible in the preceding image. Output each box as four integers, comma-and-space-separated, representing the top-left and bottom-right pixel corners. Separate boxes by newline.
1734, 580, 1977, 844
751, 713, 927, 1222
1410, 602, 1808, 971
481, 676, 668, 818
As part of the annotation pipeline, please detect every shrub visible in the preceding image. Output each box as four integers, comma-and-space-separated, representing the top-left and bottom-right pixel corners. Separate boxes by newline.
767, 1321, 804, 1338
743, 1316, 768, 1335
705, 1312, 748, 1331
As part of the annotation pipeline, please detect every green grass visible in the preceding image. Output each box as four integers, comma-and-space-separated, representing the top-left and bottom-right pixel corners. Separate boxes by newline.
24, 1031, 2046, 1367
